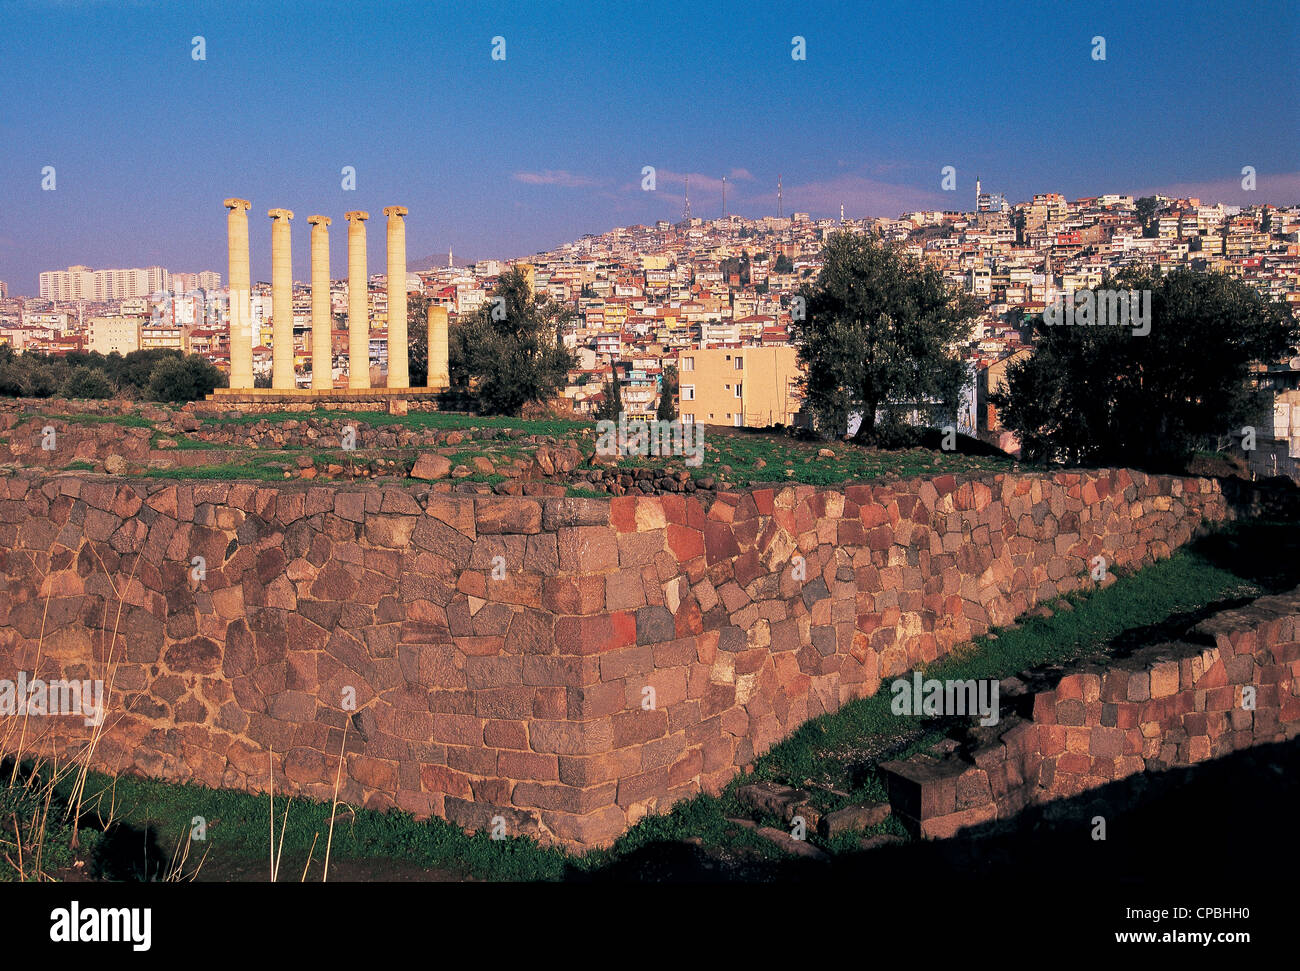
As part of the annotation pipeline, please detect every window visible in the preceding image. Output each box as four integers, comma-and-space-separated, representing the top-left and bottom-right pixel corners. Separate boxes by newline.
734, 357, 743, 369
681, 385, 695, 400
681, 357, 694, 371
735, 384, 743, 398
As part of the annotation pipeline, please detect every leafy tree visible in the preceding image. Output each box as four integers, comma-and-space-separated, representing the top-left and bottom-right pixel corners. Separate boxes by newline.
992, 267, 1299, 469
148, 354, 227, 402
791, 230, 977, 442
108, 349, 184, 393
447, 317, 471, 391
457, 267, 575, 415
407, 293, 430, 387
774, 253, 794, 274
24, 364, 61, 398
656, 364, 678, 421
60, 366, 114, 399
1135, 196, 1160, 238
594, 366, 623, 421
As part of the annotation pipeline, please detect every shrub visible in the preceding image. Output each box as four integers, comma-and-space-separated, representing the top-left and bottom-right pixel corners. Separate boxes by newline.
148, 355, 227, 402
60, 366, 115, 399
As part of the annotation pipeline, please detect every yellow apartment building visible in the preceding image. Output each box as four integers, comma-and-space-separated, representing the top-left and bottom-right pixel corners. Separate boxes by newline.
87, 315, 144, 355
140, 323, 191, 353
677, 345, 802, 427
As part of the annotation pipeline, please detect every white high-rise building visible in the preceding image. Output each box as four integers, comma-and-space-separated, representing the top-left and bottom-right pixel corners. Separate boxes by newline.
39, 264, 172, 302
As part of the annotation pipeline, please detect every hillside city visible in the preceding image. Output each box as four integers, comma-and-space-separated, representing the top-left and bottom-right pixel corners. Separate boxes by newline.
5, 188, 1300, 477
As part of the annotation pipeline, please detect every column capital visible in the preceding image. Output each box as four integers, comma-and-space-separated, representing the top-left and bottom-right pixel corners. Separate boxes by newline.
383, 205, 408, 218
223, 198, 251, 211
268, 208, 295, 220
307, 214, 332, 226
345, 210, 370, 222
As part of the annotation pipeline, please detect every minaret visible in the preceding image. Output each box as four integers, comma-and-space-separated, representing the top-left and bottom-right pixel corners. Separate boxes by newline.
777, 174, 783, 219
722, 176, 727, 218
448, 246, 453, 269
682, 175, 691, 221
976, 175, 981, 213
840, 203, 845, 223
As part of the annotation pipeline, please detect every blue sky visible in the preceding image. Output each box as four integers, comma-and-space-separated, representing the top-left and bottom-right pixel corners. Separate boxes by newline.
1, 0, 1296, 294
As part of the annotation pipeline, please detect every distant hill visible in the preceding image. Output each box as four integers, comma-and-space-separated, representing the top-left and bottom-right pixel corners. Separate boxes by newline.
410, 248, 499, 272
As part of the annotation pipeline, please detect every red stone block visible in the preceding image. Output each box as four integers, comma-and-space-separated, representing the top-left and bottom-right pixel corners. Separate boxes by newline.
532, 687, 567, 720
1088, 727, 1124, 758
838, 520, 867, 546
1205, 685, 1235, 711
866, 526, 893, 551
484, 719, 528, 750
703, 522, 740, 564
1058, 752, 1091, 775
498, 749, 560, 782
666, 524, 704, 561
659, 493, 687, 525
610, 611, 637, 650
1032, 690, 1058, 724
541, 576, 606, 615
610, 496, 637, 533
1056, 675, 1084, 701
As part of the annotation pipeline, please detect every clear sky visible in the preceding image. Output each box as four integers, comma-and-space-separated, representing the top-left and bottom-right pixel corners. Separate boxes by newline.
1, 0, 1296, 295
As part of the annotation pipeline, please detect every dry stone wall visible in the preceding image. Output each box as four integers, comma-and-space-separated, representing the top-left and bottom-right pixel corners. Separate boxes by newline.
880, 586, 1300, 839
0, 468, 1229, 848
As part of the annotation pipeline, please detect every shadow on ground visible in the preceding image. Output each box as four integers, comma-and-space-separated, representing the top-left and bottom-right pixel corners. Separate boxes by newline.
574, 738, 1300, 883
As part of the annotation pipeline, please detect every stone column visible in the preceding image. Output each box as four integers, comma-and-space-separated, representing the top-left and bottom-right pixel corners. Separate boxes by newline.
268, 208, 295, 390
384, 205, 409, 388
427, 304, 449, 390
345, 211, 370, 388
224, 198, 253, 389
308, 215, 332, 391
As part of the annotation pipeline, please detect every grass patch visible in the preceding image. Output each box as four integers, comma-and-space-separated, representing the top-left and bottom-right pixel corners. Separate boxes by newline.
58, 770, 569, 882
27, 412, 153, 429
201, 410, 588, 439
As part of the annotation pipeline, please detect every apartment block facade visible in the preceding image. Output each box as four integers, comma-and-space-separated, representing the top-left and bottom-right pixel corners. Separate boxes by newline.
677, 345, 802, 427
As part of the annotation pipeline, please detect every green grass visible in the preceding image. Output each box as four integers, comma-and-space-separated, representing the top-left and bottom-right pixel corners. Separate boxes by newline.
134, 461, 294, 482
43, 521, 1274, 879
0, 763, 99, 881
746, 547, 1259, 808
201, 410, 588, 439
56, 770, 570, 882
11, 400, 1020, 489
25, 412, 153, 428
